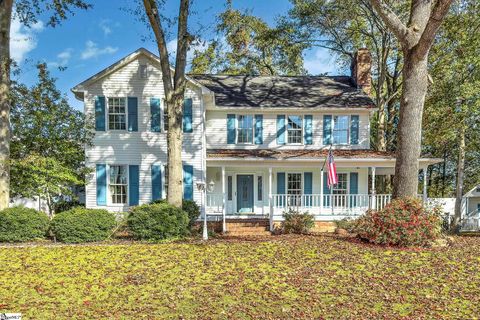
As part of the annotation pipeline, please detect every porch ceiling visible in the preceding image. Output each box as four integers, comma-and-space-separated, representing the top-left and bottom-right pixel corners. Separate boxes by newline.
206, 149, 442, 168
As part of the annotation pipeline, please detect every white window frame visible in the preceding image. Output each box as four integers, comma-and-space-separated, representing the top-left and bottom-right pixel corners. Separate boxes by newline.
286, 172, 302, 206
332, 115, 351, 145
236, 114, 255, 144
107, 97, 127, 131
286, 114, 303, 145
333, 173, 348, 195
139, 64, 148, 79
107, 164, 129, 206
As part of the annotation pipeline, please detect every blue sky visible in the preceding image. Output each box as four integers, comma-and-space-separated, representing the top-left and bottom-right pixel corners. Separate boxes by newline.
11, 0, 340, 110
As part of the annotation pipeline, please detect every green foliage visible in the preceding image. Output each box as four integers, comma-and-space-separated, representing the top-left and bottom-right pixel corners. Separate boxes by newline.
127, 202, 189, 241
0, 206, 49, 242
10, 64, 93, 214
353, 197, 443, 247
282, 209, 314, 234
334, 218, 356, 232
53, 199, 83, 214
50, 208, 116, 243
151, 199, 200, 229
190, 1, 306, 75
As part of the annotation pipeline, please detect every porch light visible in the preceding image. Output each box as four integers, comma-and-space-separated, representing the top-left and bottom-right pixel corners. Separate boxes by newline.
207, 179, 215, 193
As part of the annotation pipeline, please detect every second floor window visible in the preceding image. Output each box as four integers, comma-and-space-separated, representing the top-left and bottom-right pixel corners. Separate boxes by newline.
237, 115, 254, 143
108, 97, 126, 130
333, 115, 349, 144
287, 115, 303, 144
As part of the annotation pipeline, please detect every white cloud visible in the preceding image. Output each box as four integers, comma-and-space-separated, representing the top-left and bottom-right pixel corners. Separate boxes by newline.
48, 48, 73, 68
303, 47, 340, 75
10, 17, 44, 63
80, 40, 118, 60
166, 38, 208, 62
99, 19, 112, 36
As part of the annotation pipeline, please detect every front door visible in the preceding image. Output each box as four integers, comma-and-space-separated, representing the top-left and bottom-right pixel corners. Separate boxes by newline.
237, 175, 254, 213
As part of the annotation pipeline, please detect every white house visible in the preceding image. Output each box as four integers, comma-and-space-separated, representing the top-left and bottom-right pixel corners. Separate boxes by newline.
72, 48, 441, 232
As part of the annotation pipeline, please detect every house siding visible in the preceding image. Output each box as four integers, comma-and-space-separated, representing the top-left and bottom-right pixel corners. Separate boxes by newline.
83, 56, 204, 212
206, 110, 370, 150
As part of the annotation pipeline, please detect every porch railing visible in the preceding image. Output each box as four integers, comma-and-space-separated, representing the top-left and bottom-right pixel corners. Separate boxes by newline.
206, 193, 223, 213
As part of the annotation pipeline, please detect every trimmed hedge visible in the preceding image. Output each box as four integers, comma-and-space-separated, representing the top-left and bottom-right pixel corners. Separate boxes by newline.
51, 208, 116, 243
128, 202, 189, 241
353, 197, 442, 247
0, 206, 49, 242
151, 199, 200, 229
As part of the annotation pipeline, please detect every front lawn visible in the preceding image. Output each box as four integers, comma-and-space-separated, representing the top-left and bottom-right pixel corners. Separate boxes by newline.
1, 235, 479, 319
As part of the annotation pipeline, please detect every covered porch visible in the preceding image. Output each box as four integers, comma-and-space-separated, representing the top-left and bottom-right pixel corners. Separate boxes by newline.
205, 149, 441, 231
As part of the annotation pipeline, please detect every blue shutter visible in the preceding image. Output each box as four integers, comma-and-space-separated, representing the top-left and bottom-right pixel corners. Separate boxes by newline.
150, 98, 161, 132
183, 164, 194, 200
95, 96, 106, 131
323, 115, 332, 145
350, 115, 359, 145
277, 172, 285, 207
349, 172, 358, 207
254, 115, 263, 145
304, 115, 313, 145
323, 172, 330, 207
277, 115, 286, 145
304, 172, 313, 207
227, 114, 236, 144
183, 98, 193, 133
96, 164, 107, 206
151, 164, 162, 201
128, 97, 138, 132
129, 165, 139, 206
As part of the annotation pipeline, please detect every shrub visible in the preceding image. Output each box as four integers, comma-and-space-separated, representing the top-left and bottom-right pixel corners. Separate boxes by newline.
151, 199, 200, 229
282, 209, 315, 234
53, 199, 83, 214
353, 197, 443, 247
335, 218, 356, 233
0, 206, 50, 242
127, 202, 189, 241
51, 208, 116, 243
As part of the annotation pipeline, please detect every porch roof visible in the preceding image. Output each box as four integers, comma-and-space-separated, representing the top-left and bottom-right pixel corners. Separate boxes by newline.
206, 149, 442, 168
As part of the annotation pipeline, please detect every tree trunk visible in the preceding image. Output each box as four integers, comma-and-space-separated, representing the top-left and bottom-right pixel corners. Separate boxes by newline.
392, 51, 428, 198
0, 0, 13, 210
166, 95, 184, 208
453, 124, 465, 230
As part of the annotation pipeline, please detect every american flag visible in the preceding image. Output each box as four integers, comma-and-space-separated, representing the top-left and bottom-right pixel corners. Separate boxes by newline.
327, 150, 338, 189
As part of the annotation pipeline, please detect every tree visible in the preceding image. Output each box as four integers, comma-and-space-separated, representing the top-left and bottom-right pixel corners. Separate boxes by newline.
0, 0, 91, 210
423, 0, 480, 228
368, 0, 454, 198
10, 63, 93, 215
191, 2, 306, 75
287, 0, 405, 152
142, 0, 191, 207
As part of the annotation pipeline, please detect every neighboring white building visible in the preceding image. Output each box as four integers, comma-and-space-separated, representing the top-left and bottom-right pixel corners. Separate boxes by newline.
72, 48, 442, 230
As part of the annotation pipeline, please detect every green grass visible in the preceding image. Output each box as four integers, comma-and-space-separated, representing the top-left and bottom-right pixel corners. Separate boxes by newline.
1, 235, 479, 319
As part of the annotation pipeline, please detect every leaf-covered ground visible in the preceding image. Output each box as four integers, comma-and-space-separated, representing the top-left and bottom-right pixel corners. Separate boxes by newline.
1, 235, 479, 319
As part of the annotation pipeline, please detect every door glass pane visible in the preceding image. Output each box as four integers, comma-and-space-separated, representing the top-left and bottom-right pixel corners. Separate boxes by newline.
227, 176, 232, 201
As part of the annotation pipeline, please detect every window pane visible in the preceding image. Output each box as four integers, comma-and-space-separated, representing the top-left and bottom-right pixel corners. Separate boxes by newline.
287, 115, 302, 144
287, 173, 302, 206
108, 98, 127, 130
257, 176, 263, 201
227, 176, 232, 201
237, 115, 253, 143
109, 165, 128, 204
333, 115, 349, 144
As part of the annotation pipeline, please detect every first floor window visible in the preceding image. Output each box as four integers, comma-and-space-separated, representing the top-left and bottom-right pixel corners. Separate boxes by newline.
333, 115, 349, 144
287, 173, 302, 206
333, 173, 348, 206
287, 115, 303, 144
227, 176, 233, 201
108, 97, 126, 130
237, 115, 254, 143
257, 176, 263, 201
109, 165, 127, 204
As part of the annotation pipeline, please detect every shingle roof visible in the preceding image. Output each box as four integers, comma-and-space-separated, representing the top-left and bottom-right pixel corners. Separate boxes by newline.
207, 149, 395, 160
189, 75, 375, 108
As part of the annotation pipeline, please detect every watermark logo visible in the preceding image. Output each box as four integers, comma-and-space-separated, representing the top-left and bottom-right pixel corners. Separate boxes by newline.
0, 314, 22, 320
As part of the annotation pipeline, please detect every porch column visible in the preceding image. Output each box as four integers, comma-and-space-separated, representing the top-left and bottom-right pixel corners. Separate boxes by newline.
422, 168, 428, 202
269, 167, 273, 231
222, 166, 226, 233
320, 169, 324, 215
371, 167, 376, 210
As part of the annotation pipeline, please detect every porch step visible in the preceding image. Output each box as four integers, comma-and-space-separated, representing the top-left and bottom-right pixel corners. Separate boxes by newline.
225, 219, 270, 236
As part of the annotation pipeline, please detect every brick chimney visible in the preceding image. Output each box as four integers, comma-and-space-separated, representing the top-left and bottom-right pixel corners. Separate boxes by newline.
351, 48, 372, 95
